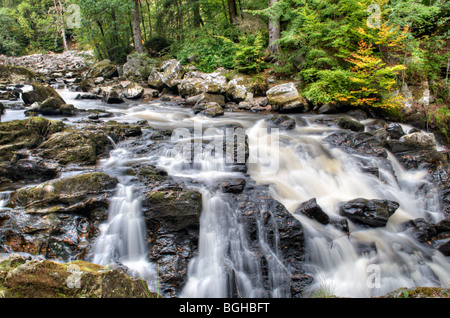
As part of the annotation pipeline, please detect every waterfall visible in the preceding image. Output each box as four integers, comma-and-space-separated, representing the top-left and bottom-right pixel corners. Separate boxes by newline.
91, 145, 158, 290
156, 125, 290, 298
246, 118, 450, 297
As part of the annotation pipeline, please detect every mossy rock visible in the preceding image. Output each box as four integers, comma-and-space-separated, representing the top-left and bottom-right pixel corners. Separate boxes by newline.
37, 129, 99, 165
381, 287, 450, 298
7, 172, 118, 212
0, 117, 65, 162
0, 255, 157, 298
0, 65, 37, 84
22, 82, 65, 105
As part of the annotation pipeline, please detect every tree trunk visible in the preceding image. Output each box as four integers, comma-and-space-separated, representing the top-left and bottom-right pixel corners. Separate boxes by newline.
227, 0, 238, 24
192, 0, 203, 28
54, 0, 69, 51
132, 0, 144, 53
268, 0, 280, 55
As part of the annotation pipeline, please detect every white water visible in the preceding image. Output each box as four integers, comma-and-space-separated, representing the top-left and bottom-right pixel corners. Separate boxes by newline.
91, 146, 158, 290
40, 90, 449, 297
246, 118, 450, 297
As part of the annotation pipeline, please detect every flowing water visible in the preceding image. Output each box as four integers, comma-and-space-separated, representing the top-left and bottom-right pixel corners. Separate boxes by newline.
5, 87, 447, 297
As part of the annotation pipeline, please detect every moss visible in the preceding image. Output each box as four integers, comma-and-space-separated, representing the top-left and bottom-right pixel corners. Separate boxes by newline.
0, 256, 158, 298
0, 65, 37, 83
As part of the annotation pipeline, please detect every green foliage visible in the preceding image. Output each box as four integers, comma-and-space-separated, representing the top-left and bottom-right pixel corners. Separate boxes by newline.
144, 36, 172, 57
74, 0, 134, 64
234, 32, 267, 74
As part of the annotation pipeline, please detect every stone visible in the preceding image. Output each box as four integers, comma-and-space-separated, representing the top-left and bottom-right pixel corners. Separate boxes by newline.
86, 59, 118, 79
266, 82, 308, 113
123, 82, 144, 100
37, 130, 99, 165
31, 97, 77, 116
386, 123, 405, 140
402, 218, 437, 244
122, 53, 155, 81
294, 198, 330, 225
102, 89, 124, 104
324, 131, 388, 158
186, 93, 225, 107
178, 70, 228, 97
147, 69, 164, 90
22, 82, 65, 105
0, 117, 65, 162
160, 59, 185, 89
337, 117, 365, 132
265, 114, 297, 130
340, 198, 400, 227
0, 255, 156, 298
203, 102, 224, 118
225, 77, 251, 102
7, 172, 118, 213
221, 178, 246, 193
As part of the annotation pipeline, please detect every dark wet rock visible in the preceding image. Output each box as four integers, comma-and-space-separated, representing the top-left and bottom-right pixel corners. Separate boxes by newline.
265, 114, 296, 130
75, 93, 101, 100
25, 97, 77, 117
324, 131, 388, 158
402, 218, 437, 244
337, 117, 365, 132
102, 89, 124, 104
0, 153, 58, 184
220, 178, 246, 193
294, 198, 330, 225
386, 123, 405, 140
340, 198, 400, 227
232, 185, 310, 297
22, 82, 65, 105
142, 189, 202, 296
0, 255, 156, 298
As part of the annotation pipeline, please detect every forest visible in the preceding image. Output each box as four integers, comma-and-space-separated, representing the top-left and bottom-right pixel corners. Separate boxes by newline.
0, 0, 449, 133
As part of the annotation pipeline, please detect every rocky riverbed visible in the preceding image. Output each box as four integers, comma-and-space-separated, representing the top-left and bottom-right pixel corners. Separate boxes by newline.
0, 51, 448, 298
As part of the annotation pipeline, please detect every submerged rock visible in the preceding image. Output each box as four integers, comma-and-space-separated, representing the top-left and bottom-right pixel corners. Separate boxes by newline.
294, 198, 330, 225
265, 114, 297, 130
340, 198, 400, 227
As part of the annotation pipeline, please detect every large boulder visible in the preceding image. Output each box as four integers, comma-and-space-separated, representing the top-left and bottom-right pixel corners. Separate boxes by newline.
85, 59, 118, 80
226, 77, 251, 103
37, 130, 100, 165
265, 114, 297, 130
193, 102, 224, 118
123, 82, 144, 100
25, 97, 77, 117
266, 82, 308, 113
0, 117, 65, 162
22, 82, 65, 105
7, 172, 118, 213
0, 64, 37, 84
122, 53, 155, 81
142, 188, 202, 296
324, 130, 388, 158
340, 198, 400, 227
160, 59, 185, 89
0, 255, 156, 298
178, 71, 227, 97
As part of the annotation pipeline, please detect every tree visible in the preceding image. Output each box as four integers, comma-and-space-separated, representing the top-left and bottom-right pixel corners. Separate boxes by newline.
227, 0, 238, 24
52, 0, 69, 51
132, 0, 144, 53
268, 0, 280, 55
